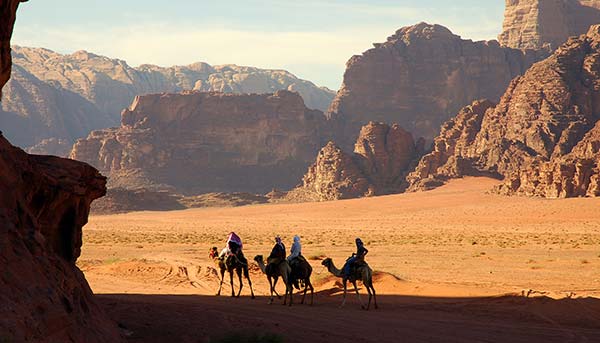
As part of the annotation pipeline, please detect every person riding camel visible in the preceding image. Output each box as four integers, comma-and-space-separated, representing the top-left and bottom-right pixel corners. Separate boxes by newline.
343, 238, 369, 277
266, 235, 286, 274
219, 231, 243, 262
287, 235, 306, 289
209, 246, 219, 259
287, 235, 303, 267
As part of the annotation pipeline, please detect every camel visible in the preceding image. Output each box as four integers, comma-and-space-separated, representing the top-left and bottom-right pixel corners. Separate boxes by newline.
321, 257, 377, 310
215, 252, 255, 299
254, 255, 294, 305
289, 257, 314, 305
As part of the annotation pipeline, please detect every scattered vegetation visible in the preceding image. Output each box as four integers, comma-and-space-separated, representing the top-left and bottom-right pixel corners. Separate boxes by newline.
103, 257, 121, 265
307, 253, 326, 261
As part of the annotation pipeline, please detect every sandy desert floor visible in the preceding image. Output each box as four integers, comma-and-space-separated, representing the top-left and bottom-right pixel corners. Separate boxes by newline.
80, 177, 600, 342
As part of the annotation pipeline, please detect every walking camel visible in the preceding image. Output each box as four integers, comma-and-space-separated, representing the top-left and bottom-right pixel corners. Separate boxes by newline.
215, 252, 255, 299
254, 255, 294, 305
321, 257, 377, 310
289, 258, 314, 305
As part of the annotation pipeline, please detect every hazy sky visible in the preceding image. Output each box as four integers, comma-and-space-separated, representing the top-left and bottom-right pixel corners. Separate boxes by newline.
13, 1, 505, 90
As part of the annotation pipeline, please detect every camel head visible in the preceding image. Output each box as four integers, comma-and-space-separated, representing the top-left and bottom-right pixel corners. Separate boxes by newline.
253, 255, 264, 264
321, 258, 332, 268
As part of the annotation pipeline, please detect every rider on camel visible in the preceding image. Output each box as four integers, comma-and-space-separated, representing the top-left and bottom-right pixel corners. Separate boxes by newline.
266, 235, 286, 274
219, 232, 243, 262
343, 238, 368, 277
287, 235, 304, 267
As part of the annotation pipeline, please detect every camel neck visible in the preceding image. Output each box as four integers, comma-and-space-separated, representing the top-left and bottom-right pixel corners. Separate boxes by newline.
327, 261, 344, 277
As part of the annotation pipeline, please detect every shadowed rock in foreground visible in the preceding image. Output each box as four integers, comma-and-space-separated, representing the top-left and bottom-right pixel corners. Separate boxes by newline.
0, 1, 123, 341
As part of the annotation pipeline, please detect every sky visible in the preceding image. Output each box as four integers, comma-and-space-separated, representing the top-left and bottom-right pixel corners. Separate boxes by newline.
12, 1, 505, 90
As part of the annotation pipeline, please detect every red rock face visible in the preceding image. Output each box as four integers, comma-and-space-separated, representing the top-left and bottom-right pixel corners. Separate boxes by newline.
498, 121, 600, 197
407, 100, 497, 191
0, 134, 122, 341
328, 23, 545, 148
0, 0, 21, 99
293, 122, 422, 201
296, 141, 371, 201
0, 1, 122, 341
409, 26, 600, 198
499, 0, 600, 50
71, 90, 330, 194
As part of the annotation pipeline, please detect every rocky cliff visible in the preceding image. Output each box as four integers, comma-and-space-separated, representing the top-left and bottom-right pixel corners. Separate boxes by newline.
499, 0, 600, 50
409, 25, 600, 198
3, 46, 334, 154
498, 115, 600, 197
327, 23, 545, 148
0, 1, 122, 341
71, 90, 329, 194
0, 64, 113, 149
406, 100, 497, 191
290, 122, 422, 201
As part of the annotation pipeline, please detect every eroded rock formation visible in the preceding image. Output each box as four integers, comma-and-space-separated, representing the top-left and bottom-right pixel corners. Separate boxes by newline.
498, 121, 600, 197
409, 26, 600, 198
0, 1, 122, 341
406, 100, 497, 191
327, 22, 545, 148
499, 0, 600, 50
71, 90, 330, 194
290, 122, 422, 201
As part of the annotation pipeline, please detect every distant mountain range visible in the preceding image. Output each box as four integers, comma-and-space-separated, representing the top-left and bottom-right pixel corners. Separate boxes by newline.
0, 46, 335, 155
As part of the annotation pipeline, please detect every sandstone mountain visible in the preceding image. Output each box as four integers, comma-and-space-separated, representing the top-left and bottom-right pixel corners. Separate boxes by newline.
327, 22, 546, 148
289, 122, 423, 201
71, 90, 330, 194
2, 46, 334, 154
0, 64, 112, 149
0, 1, 122, 341
499, 0, 600, 50
408, 25, 600, 198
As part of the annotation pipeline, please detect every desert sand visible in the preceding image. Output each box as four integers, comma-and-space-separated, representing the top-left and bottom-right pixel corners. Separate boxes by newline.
80, 177, 600, 342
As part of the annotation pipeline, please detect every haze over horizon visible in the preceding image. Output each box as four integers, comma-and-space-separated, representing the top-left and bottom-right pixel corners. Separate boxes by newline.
12, 0, 504, 90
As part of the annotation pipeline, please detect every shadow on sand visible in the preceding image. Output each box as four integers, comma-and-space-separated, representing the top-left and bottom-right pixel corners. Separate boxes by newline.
97, 287, 600, 343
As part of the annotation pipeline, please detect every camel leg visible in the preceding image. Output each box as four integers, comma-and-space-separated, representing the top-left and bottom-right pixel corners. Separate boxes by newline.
365, 282, 372, 311
245, 267, 255, 299
340, 279, 348, 308
308, 280, 314, 306
236, 269, 243, 297
282, 276, 292, 306
267, 277, 275, 304
229, 270, 235, 297
216, 268, 225, 296
353, 281, 365, 310
272, 277, 282, 299
301, 282, 307, 304
370, 284, 378, 310
288, 282, 293, 307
